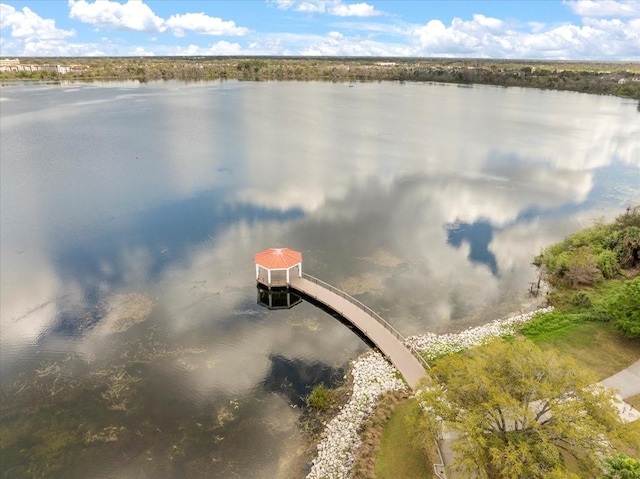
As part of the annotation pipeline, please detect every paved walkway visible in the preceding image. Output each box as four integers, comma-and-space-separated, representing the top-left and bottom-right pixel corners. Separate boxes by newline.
289, 275, 427, 390
599, 359, 640, 422
599, 359, 640, 399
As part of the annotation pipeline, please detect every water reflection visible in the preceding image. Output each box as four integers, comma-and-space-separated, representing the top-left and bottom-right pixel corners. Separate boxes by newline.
1, 81, 638, 478
447, 221, 498, 276
258, 287, 303, 310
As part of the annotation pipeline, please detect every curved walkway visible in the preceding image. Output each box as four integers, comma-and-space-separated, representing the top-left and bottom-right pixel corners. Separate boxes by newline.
599, 359, 640, 422
599, 359, 640, 399
288, 274, 428, 390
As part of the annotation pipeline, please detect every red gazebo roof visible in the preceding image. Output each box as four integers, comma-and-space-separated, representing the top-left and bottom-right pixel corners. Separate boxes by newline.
254, 248, 302, 270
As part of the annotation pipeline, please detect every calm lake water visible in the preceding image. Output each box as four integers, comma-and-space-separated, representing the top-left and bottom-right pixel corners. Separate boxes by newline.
1, 80, 639, 478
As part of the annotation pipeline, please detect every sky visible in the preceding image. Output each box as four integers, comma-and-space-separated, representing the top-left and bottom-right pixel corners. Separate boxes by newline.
0, 0, 639, 59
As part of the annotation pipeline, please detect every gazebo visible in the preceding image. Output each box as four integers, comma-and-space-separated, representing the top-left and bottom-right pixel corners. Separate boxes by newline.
254, 247, 302, 287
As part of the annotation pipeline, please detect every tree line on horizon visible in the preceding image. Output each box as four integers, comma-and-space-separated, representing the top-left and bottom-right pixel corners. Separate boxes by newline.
2, 57, 639, 100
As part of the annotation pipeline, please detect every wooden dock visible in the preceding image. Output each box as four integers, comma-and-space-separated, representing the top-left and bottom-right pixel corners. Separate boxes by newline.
277, 273, 429, 390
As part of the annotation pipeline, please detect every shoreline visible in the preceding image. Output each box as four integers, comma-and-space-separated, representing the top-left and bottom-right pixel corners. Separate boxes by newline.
2, 57, 639, 100
304, 306, 554, 479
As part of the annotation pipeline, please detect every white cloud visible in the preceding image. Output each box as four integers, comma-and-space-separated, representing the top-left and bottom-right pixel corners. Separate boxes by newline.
299, 31, 411, 56
330, 2, 380, 17
471, 13, 504, 32
167, 41, 244, 56
68, 0, 166, 33
274, 0, 381, 17
1, 1, 639, 59
528, 21, 548, 33
0, 3, 113, 56
296, 2, 326, 14
565, 0, 640, 17
412, 13, 640, 59
131, 46, 154, 56
165, 12, 249, 37
68, 0, 248, 37
1, 3, 75, 40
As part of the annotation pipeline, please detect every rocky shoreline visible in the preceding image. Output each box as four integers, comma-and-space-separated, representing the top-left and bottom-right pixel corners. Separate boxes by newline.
306, 352, 406, 479
305, 306, 554, 479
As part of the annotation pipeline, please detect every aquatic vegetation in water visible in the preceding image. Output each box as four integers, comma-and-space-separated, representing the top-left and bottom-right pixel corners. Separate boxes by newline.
340, 273, 384, 296
0, 323, 242, 478
94, 293, 154, 335
83, 425, 126, 444
90, 366, 142, 410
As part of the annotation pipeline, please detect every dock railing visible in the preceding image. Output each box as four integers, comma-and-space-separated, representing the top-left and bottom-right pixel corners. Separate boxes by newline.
300, 273, 430, 370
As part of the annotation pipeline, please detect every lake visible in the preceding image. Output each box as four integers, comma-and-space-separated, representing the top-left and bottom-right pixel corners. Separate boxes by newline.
1, 80, 638, 478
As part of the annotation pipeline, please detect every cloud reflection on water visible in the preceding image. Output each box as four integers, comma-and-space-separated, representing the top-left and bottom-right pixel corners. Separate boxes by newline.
1, 81, 638, 478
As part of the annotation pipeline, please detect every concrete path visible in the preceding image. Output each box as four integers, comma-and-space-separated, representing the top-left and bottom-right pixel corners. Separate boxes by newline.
599, 359, 640, 399
599, 359, 640, 423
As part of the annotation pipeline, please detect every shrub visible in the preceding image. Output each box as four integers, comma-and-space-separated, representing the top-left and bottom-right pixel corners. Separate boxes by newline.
307, 384, 337, 410
602, 452, 640, 479
616, 226, 640, 268
571, 291, 592, 309
608, 278, 640, 339
597, 250, 620, 279
535, 207, 639, 286
566, 247, 602, 286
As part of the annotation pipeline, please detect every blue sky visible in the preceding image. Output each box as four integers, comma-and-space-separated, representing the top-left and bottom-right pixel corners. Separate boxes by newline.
1, 1, 639, 59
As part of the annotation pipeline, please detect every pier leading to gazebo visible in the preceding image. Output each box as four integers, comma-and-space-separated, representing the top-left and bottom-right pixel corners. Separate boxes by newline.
254, 247, 428, 390
254, 247, 302, 288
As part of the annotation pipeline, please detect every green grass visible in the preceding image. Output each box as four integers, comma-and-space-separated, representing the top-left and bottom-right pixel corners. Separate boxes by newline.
535, 321, 640, 380
375, 399, 431, 479
519, 277, 640, 379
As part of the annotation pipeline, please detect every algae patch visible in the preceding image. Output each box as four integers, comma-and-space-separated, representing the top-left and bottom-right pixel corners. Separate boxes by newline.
94, 293, 154, 335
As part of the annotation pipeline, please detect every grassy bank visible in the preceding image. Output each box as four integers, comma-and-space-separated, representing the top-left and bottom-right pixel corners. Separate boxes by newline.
520, 279, 640, 379
373, 399, 431, 479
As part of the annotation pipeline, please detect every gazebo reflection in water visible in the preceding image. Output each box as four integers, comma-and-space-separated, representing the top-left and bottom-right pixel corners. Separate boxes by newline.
254, 247, 304, 310
257, 286, 302, 310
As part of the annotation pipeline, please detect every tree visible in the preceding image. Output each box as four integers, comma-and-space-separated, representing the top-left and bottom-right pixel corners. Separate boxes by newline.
609, 277, 640, 339
602, 453, 640, 479
414, 339, 637, 479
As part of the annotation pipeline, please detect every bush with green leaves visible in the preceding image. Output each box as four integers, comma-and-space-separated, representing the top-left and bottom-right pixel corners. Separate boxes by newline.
608, 277, 640, 339
602, 453, 640, 479
534, 207, 640, 287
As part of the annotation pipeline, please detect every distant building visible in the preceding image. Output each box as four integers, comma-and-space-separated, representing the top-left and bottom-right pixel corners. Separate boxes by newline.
42, 64, 71, 74
0, 58, 71, 74
0, 58, 20, 67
